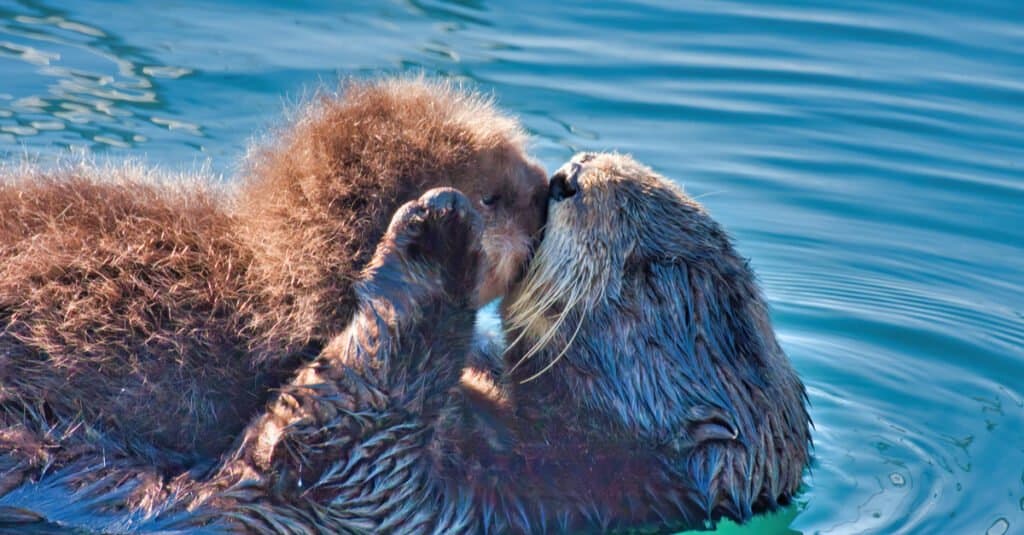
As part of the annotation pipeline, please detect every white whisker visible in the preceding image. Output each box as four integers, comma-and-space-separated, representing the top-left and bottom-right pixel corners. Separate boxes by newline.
518, 297, 590, 384
511, 285, 583, 370
503, 222, 608, 380
691, 190, 727, 200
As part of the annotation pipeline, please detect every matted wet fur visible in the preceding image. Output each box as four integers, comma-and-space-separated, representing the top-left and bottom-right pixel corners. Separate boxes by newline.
0, 189, 496, 533
0, 77, 547, 480
497, 153, 812, 530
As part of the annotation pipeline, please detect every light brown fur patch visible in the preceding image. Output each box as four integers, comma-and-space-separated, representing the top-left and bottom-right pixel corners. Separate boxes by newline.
237, 77, 547, 357
0, 77, 547, 464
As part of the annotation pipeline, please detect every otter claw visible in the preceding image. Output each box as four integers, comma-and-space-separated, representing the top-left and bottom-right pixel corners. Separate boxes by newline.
419, 187, 474, 224
385, 187, 483, 257
388, 203, 426, 239
416, 187, 483, 235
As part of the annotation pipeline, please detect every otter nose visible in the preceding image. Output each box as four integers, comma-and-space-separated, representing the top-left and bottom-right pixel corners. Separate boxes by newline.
549, 163, 580, 202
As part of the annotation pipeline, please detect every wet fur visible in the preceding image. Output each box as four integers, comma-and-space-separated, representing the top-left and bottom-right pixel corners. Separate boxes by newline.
501, 153, 811, 530
170, 156, 809, 533
0, 78, 546, 480
0, 142, 807, 531
0, 189, 506, 533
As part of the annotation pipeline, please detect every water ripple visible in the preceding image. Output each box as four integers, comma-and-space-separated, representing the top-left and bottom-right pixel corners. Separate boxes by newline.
1, 0, 1022, 533
0, 1, 200, 157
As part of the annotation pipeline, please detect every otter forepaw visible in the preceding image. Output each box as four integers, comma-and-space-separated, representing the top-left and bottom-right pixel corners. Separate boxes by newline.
379, 188, 484, 299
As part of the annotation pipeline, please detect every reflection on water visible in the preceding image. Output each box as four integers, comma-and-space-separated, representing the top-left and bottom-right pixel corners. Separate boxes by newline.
0, 1, 200, 155
2, 0, 1023, 533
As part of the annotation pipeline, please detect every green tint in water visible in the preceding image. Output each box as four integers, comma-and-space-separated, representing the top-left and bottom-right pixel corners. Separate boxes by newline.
2, 0, 1023, 533
677, 506, 802, 535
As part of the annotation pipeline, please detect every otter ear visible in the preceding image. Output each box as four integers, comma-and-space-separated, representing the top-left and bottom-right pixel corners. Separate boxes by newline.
687, 405, 740, 443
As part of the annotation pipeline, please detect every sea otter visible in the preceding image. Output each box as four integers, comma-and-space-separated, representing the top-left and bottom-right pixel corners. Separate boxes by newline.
0, 153, 808, 533
70, 153, 806, 534
496, 152, 812, 531
0, 77, 548, 482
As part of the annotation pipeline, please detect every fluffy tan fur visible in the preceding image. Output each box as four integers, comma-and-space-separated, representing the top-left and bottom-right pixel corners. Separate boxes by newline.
0, 164, 254, 460
0, 77, 547, 467
237, 78, 547, 357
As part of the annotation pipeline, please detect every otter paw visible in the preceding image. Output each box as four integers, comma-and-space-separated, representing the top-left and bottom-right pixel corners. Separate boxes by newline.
384, 187, 484, 292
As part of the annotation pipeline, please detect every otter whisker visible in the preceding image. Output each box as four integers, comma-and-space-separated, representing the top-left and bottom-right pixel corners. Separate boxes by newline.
510, 273, 574, 332
506, 286, 580, 373
510, 252, 569, 309
517, 297, 590, 384
507, 266, 592, 375
505, 280, 577, 364
691, 190, 727, 201
504, 221, 609, 379
514, 285, 583, 365
520, 262, 605, 376
503, 259, 573, 355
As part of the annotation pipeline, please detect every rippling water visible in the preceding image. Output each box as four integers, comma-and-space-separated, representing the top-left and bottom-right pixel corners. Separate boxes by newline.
2, 0, 1022, 533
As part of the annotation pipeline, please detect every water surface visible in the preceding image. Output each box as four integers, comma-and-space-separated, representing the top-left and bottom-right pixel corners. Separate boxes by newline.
1, 1, 1022, 533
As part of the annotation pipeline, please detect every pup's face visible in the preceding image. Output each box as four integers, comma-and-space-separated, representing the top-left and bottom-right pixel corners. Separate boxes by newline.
457, 148, 548, 305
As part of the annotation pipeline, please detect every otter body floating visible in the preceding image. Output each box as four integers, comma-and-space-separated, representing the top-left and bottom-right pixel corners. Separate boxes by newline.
0, 77, 546, 491
501, 153, 812, 530
0, 123, 807, 531
184, 155, 810, 533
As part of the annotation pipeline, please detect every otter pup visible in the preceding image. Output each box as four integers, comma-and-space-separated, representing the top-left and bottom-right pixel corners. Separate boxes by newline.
237, 77, 548, 355
140, 155, 806, 533
0, 77, 547, 478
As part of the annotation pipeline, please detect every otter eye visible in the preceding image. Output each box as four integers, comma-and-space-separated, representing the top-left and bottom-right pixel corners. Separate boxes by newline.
481, 193, 501, 207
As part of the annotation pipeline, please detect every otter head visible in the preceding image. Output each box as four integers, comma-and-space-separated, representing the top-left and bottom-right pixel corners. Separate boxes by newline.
239, 77, 548, 352
457, 143, 547, 305
506, 153, 805, 448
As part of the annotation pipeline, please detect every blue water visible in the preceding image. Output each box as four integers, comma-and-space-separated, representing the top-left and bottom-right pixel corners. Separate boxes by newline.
1, 1, 1022, 533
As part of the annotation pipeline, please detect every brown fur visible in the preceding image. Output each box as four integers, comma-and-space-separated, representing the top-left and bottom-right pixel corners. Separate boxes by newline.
0, 78, 547, 472
237, 78, 547, 358
0, 165, 255, 463
2, 155, 808, 534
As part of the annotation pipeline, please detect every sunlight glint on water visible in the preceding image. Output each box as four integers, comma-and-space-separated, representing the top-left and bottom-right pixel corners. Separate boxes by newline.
2, 1, 1022, 533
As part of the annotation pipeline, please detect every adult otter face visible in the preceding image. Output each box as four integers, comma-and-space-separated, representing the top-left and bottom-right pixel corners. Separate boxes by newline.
506, 151, 716, 375
506, 152, 809, 456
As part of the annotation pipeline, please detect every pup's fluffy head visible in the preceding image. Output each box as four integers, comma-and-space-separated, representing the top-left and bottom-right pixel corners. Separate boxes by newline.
238, 77, 548, 354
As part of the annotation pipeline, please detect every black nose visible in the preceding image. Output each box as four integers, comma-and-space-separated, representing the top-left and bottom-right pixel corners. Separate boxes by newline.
549, 164, 579, 202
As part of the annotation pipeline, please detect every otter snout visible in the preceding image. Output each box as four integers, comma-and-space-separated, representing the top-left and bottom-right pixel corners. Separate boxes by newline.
549, 163, 580, 202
